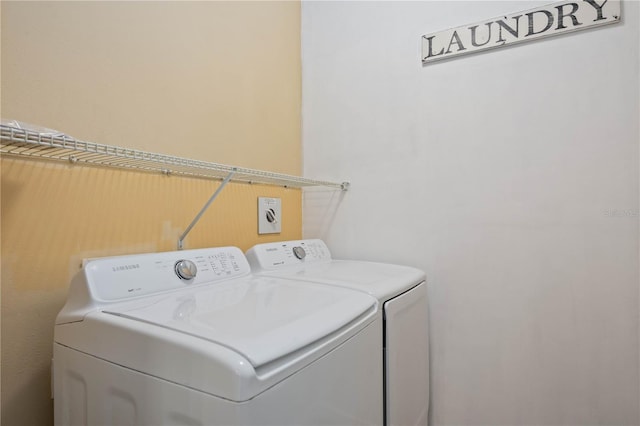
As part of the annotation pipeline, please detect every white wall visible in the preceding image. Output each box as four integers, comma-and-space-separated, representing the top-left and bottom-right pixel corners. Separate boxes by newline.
302, 1, 639, 425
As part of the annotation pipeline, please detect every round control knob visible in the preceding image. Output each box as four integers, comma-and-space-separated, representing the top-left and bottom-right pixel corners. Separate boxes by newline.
175, 259, 197, 281
266, 208, 277, 223
292, 246, 306, 260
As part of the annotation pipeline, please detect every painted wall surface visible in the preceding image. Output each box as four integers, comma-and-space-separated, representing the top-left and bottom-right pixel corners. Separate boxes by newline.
1, 2, 301, 425
302, 1, 639, 425
2, 1, 301, 174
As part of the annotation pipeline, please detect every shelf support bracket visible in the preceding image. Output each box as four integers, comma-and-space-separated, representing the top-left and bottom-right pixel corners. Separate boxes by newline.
178, 169, 236, 250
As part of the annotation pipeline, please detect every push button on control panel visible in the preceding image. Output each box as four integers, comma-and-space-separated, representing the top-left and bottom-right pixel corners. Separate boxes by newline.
175, 259, 197, 281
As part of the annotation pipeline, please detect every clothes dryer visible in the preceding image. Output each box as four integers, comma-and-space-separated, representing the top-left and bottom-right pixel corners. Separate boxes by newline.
53, 246, 382, 425
246, 239, 429, 426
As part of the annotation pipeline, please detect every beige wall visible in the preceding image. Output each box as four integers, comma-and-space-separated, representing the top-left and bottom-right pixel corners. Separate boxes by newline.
1, 2, 302, 425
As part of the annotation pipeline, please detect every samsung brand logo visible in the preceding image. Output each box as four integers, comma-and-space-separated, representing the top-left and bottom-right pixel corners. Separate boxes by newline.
112, 264, 140, 272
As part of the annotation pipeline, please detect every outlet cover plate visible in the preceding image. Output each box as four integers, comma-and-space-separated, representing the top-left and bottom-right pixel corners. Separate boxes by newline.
258, 197, 281, 234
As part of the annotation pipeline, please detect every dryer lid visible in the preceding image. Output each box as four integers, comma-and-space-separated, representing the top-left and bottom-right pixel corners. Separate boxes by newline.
104, 275, 377, 368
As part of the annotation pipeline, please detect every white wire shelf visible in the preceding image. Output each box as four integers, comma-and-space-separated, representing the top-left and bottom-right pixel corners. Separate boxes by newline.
0, 124, 349, 191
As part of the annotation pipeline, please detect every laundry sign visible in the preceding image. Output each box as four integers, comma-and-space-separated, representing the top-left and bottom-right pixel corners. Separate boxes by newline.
421, 0, 620, 64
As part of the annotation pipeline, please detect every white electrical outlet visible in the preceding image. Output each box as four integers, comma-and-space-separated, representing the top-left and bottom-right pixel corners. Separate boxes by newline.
258, 197, 281, 234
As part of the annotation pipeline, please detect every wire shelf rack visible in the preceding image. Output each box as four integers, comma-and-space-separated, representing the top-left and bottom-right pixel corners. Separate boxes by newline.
0, 124, 349, 190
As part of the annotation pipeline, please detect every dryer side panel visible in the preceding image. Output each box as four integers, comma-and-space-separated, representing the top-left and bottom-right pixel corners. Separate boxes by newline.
384, 282, 429, 426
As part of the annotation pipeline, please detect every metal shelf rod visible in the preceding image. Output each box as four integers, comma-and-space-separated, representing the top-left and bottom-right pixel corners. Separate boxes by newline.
178, 170, 236, 250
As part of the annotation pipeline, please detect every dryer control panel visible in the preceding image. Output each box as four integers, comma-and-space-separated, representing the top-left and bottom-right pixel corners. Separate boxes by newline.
246, 239, 332, 271
84, 247, 250, 303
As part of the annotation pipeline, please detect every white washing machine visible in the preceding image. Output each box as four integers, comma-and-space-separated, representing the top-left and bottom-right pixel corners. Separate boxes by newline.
246, 239, 429, 426
53, 246, 383, 426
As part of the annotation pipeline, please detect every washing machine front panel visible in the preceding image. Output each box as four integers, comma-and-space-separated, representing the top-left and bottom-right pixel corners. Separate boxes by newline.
54, 314, 383, 426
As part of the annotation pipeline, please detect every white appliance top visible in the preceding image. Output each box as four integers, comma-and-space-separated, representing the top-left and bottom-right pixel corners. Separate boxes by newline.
246, 239, 426, 301
55, 246, 378, 400
103, 275, 375, 368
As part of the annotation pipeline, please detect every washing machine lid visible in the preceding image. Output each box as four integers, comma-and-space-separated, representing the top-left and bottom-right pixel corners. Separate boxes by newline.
257, 260, 425, 302
246, 240, 426, 301
103, 275, 377, 368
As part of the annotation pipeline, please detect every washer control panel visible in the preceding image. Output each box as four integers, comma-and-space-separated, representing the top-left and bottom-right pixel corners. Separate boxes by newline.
246, 239, 331, 271
84, 246, 250, 302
